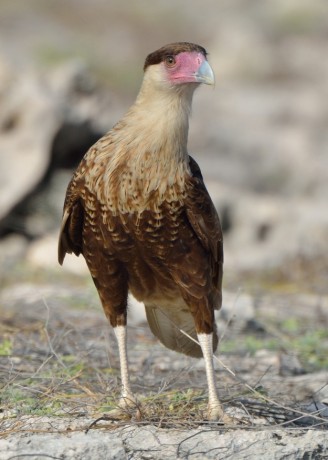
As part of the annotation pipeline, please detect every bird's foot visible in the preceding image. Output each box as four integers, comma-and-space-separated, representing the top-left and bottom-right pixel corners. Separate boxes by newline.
118, 393, 138, 409
207, 402, 236, 425
116, 393, 142, 420
102, 398, 141, 421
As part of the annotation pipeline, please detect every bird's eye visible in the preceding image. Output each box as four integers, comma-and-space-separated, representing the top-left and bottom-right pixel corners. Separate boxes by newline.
165, 55, 176, 67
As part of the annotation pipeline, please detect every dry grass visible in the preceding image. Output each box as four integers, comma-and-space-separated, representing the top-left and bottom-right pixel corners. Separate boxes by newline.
1, 284, 328, 439
1, 257, 328, 438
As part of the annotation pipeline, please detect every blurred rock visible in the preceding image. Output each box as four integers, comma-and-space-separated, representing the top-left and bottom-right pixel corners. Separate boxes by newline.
0, 58, 107, 239
208, 181, 328, 271
195, 85, 328, 198
0, 234, 28, 276
26, 232, 89, 275
0, 57, 57, 224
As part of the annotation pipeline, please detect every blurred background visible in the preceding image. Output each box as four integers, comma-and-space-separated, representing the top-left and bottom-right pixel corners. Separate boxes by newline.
0, 0, 327, 295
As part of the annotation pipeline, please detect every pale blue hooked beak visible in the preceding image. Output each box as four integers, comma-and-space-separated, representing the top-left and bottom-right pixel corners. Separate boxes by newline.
195, 60, 215, 85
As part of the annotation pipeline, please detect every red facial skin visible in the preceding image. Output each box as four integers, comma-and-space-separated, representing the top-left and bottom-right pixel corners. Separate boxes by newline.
163, 51, 207, 85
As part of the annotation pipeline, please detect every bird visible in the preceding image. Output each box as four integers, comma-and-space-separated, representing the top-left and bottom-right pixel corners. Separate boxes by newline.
58, 42, 229, 422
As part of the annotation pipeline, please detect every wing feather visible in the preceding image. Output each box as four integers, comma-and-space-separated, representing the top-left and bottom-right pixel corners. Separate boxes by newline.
58, 184, 84, 265
185, 155, 223, 301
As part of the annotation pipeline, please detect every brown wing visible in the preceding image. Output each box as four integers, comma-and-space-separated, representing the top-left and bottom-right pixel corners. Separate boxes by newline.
185, 155, 223, 307
149, 155, 222, 347
58, 138, 111, 266
58, 177, 84, 265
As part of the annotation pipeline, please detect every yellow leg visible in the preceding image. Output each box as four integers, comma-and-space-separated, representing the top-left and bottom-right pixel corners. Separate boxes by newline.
114, 326, 138, 409
197, 332, 231, 422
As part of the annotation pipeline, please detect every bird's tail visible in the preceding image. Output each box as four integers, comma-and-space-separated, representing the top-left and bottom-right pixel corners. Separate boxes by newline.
144, 304, 218, 358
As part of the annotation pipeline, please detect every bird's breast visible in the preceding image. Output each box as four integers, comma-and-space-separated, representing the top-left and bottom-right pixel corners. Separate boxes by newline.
84, 129, 191, 215
99, 161, 189, 215
83, 144, 194, 261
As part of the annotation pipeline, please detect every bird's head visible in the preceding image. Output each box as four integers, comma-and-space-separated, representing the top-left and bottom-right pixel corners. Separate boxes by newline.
143, 42, 214, 91
124, 42, 214, 151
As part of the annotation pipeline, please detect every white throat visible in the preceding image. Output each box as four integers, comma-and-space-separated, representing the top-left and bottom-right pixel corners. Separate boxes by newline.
121, 72, 198, 158
92, 66, 199, 214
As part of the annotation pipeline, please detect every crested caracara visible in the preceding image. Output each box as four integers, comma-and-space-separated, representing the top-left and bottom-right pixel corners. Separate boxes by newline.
58, 42, 229, 422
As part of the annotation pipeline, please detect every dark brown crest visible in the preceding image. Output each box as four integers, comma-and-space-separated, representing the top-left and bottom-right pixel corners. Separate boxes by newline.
143, 42, 208, 71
